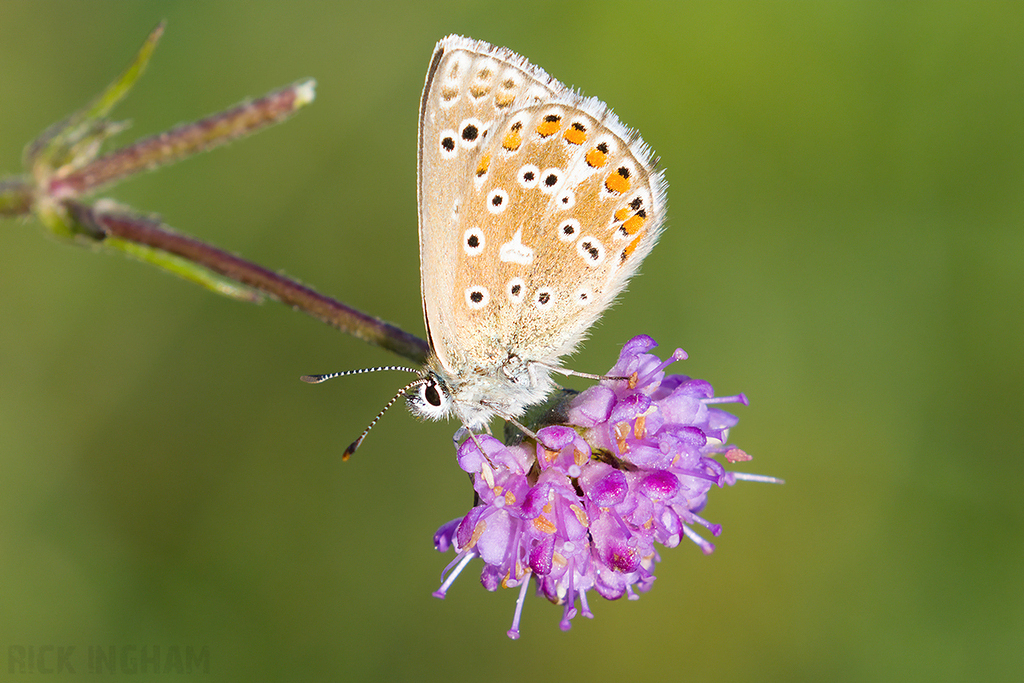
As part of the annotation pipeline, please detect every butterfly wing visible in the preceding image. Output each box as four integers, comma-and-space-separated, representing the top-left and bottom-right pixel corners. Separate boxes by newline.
417, 36, 568, 376
449, 97, 667, 371
416, 36, 666, 425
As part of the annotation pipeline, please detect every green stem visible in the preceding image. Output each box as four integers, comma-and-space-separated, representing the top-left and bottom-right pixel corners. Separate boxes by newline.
65, 200, 430, 365
49, 79, 316, 198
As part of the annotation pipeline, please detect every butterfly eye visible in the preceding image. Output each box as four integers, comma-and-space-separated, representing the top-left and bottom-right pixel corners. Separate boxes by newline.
405, 375, 451, 422
423, 381, 443, 407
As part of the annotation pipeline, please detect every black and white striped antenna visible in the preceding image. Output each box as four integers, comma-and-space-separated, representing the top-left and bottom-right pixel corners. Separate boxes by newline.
300, 366, 425, 460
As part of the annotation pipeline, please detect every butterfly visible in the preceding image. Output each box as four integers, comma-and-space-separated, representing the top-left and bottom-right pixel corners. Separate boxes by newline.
306, 36, 665, 453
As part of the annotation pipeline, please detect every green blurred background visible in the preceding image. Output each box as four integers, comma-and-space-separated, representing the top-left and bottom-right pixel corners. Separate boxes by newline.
1, 2, 1021, 680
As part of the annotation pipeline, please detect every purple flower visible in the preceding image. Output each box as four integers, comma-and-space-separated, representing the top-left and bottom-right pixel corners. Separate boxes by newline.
432, 335, 782, 638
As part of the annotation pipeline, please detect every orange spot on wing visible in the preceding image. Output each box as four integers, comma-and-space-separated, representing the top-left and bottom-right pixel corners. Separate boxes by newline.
495, 90, 516, 108
620, 213, 646, 235
502, 121, 523, 151
563, 122, 587, 145
476, 153, 491, 177
614, 207, 632, 222
605, 166, 631, 194
586, 145, 608, 168
621, 233, 644, 262
536, 114, 562, 137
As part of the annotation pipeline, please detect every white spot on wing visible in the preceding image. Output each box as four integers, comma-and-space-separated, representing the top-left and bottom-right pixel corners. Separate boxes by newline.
463, 227, 485, 256
486, 188, 509, 214
577, 235, 605, 266
557, 219, 580, 242
499, 229, 534, 265
518, 164, 540, 189
465, 286, 489, 310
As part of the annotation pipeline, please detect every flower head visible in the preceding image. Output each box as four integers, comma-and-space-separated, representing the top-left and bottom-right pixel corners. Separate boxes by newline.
433, 335, 781, 638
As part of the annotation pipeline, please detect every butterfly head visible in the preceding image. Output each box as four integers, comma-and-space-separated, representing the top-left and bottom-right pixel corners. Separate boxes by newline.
406, 350, 560, 434
405, 367, 454, 423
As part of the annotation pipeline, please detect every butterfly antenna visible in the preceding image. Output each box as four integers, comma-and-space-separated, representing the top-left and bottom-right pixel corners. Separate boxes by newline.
299, 365, 427, 460
342, 377, 429, 461
299, 365, 421, 384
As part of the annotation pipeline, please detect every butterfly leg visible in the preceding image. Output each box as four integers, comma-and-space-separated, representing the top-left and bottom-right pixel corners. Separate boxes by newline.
536, 361, 627, 383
